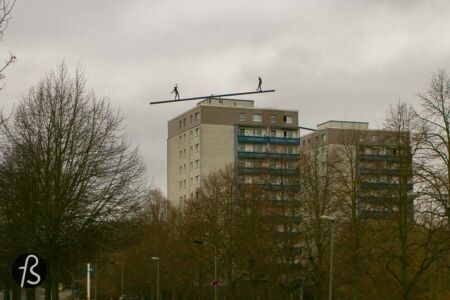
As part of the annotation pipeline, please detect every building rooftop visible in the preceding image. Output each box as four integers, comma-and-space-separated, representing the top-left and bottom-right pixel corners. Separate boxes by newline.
317, 120, 369, 130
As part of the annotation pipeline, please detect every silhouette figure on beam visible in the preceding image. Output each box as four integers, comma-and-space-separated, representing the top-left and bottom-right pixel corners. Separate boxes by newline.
171, 84, 180, 100
257, 76, 262, 92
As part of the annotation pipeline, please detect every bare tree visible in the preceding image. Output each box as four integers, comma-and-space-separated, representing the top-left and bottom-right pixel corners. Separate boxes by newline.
416, 69, 450, 226
371, 101, 450, 299
0, 0, 16, 89
0, 63, 145, 300
299, 144, 339, 299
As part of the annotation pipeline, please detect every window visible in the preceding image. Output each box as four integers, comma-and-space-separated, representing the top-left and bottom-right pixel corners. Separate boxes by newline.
183, 119, 186, 126
179, 166, 182, 174
239, 128, 245, 135
190, 130, 193, 138
196, 175, 200, 183
195, 112, 200, 121
179, 150, 182, 158
190, 161, 193, 168
190, 177, 193, 184
184, 180, 186, 187
195, 128, 200, 136
252, 114, 262, 122
284, 115, 293, 124
183, 133, 186, 141
270, 115, 276, 123
190, 115, 193, 122
284, 130, 294, 138
302, 140, 306, 146
253, 129, 262, 136
372, 135, 378, 142
195, 144, 200, 152
315, 136, 319, 143
190, 146, 193, 152
183, 164, 186, 172
321, 134, 327, 142
178, 135, 182, 144
195, 160, 200, 168
239, 113, 245, 122
270, 129, 276, 137
183, 149, 186, 157
253, 144, 263, 152
239, 144, 245, 151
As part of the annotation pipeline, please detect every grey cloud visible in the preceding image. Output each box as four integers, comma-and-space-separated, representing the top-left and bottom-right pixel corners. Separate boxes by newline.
0, 0, 449, 193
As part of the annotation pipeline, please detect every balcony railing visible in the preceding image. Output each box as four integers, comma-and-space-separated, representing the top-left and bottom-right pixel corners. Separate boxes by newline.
359, 154, 411, 163
239, 183, 300, 191
238, 151, 300, 160
358, 196, 413, 204
358, 168, 412, 176
237, 135, 300, 145
239, 167, 299, 176
359, 182, 413, 190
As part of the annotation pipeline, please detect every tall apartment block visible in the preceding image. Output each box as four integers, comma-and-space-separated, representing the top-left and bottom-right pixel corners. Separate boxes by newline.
300, 121, 412, 218
167, 98, 300, 205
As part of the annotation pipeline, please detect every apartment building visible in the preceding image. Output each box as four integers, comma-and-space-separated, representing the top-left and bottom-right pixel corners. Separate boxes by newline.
300, 120, 413, 218
167, 97, 300, 205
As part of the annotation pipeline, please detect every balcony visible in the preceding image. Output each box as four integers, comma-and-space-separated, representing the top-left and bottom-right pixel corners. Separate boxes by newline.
237, 135, 300, 145
239, 183, 300, 191
238, 151, 300, 160
268, 137, 300, 145
358, 196, 414, 204
358, 168, 412, 176
359, 154, 411, 163
359, 182, 413, 190
239, 167, 299, 176
237, 135, 267, 143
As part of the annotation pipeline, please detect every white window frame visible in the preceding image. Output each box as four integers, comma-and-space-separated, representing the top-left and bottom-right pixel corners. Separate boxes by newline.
252, 114, 262, 122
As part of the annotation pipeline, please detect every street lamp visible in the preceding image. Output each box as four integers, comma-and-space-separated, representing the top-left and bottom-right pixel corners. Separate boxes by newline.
320, 215, 336, 300
151, 257, 160, 300
193, 240, 218, 300
109, 261, 124, 298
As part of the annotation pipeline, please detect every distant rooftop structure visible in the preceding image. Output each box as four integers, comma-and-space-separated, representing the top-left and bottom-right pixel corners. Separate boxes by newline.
197, 98, 254, 108
317, 120, 369, 131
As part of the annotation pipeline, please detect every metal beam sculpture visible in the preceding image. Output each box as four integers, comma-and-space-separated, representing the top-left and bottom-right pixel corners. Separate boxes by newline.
150, 90, 275, 105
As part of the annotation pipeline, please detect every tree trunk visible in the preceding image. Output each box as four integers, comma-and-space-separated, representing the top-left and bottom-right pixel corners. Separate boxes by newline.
25, 289, 35, 300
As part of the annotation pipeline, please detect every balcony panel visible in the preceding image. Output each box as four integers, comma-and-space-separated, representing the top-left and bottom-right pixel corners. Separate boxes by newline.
238, 151, 300, 160
239, 167, 299, 176
268, 137, 300, 145
359, 154, 411, 163
359, 182, 413, 190
237, 135, 267, 143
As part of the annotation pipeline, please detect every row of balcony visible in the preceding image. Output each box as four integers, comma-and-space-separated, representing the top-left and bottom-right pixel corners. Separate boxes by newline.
238, 167, 300, 176
239, 183, 300, 191
359, 154, 411, 163
358, 196, 414, 204
238, 135, 300, 145
358, 168, 412, 176
238, 151, 300, 160
359, 182, 413, 190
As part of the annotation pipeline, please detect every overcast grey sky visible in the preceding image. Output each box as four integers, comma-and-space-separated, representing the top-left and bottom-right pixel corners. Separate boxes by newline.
0, 0, 449, 193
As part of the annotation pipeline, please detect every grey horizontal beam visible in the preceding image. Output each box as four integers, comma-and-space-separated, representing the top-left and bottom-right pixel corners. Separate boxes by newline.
298, 126, 317, 132
150, 90, 275, 105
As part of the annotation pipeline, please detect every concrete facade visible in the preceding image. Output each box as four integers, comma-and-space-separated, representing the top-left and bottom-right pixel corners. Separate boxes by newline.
300, 121, 412, 217
167, 98, 299, 205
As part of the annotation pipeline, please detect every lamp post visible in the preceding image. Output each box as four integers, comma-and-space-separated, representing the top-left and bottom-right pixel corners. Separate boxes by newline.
320, 215, 336, 300
193, 240, 217, 300
151, 257, 160, 300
